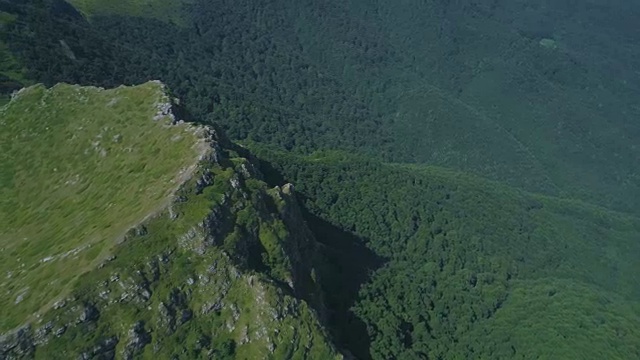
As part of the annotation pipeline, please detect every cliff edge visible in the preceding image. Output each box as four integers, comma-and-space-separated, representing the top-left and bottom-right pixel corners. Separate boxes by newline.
0, 82, 341, 359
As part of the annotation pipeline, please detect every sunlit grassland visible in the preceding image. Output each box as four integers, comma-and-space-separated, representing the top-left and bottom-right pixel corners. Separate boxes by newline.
0, 81, 201, 331
25, 133, 339, 359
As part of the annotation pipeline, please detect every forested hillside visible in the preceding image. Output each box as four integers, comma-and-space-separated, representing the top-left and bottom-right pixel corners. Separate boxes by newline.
252, 146, 640, 359
1, 0, 639, 358
0, 7, 26, 105
2, 0, 639, 212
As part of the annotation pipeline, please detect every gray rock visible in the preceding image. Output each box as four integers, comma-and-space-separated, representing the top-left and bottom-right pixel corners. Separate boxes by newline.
153, 102, 175, 122
239, 163, 256, 179
168, 206, 179, 220
53, 299, 67, 310
135, 225, 147, 236
55, 326, 67, 337
195, 171, 214, 194
33, 322, 54, 345
230, 176, 241, 189
158, 253, 170, 264
122, 321, 151, 360
0, 326, 34, 358
179, 309, 193, 325
200, 300, 223, 315
156, 302, 175, 335
139, 289, 152, 302
78, 303, 100, 324
82, 336, 118, 360
146, 259, 160, 282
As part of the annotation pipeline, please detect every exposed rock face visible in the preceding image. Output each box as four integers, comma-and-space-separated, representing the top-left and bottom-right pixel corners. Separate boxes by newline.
78, 336, 118, 360
77, 304, 99, 324
0, 326, 35, 359
0, 113, 340, 359
121, 321, 150, 360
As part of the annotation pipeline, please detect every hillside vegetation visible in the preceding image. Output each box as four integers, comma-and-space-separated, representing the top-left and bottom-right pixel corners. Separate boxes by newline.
0, 82, 341, 359
0, 0, 639, 358
252, 146, 640, 359
3, 0, 638, 212
0, 81, 204, 331
0, 10, 26, 105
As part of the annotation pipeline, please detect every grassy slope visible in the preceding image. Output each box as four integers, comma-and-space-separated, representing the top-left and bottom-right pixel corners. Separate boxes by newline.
0, 81, 339, 358
0, 82, 201, 331
33, 148, 339, 359
250, 145, 640, 359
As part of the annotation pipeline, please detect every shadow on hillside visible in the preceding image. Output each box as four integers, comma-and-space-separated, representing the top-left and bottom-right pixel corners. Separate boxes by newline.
255, 156, 383, 359
303, 209, 384, 360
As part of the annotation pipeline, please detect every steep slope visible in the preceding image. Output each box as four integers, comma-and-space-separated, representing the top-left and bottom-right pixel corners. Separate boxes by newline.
0, 81, 204, 331
3, 0, 638, 212
1, 0, 639, 358
252, 146, 640, 360
0, 82, 341, 359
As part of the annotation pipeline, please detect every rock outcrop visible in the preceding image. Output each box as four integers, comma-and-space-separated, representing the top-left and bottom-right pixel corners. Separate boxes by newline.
0, 84, 340, 360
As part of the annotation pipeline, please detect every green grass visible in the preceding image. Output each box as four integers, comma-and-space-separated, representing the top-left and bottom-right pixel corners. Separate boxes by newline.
67, 0, 193, 24
25, 129, 339, 359
0, 81, 202, 331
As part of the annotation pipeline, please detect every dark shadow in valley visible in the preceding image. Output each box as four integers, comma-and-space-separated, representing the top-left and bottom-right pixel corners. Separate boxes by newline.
254, 155, 384, 359
252, 154, 287, 186
303, 208, 384, 360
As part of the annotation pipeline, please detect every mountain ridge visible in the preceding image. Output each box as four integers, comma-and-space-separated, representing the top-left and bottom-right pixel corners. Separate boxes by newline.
0, 0, 639, 358
250, 145, 640, 359
0, 81, 343, 359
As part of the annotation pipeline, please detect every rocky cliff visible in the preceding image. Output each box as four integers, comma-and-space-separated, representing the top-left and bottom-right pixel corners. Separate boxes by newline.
0, 83, 341, 359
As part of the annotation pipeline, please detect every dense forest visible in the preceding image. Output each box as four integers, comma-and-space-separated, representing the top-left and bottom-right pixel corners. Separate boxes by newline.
1, 0, 640, 358
250, 146, 640, 359
3, 0, 640, 212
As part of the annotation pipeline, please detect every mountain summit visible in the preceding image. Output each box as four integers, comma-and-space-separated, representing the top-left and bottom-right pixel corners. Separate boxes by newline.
0, 82, 340, 359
